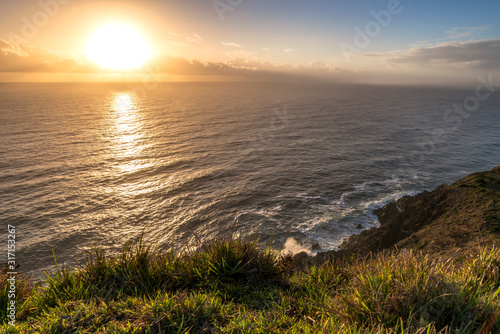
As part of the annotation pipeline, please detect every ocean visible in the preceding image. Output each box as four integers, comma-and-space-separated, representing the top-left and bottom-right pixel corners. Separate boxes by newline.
1, 82, 499, 278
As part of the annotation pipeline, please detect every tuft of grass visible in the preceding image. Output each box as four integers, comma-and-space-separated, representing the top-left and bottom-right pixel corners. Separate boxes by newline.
30, 236, 289, 307
191, 237, 290, 286
0, 263, 35, 324
325, 250, 498, 332
2, 236, 500, 333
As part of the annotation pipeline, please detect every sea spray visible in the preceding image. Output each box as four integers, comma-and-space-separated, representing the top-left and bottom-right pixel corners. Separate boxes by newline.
283, 237, 312, 255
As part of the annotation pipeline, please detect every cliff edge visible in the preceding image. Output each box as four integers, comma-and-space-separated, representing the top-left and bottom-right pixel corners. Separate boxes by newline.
305, 166, 500, 266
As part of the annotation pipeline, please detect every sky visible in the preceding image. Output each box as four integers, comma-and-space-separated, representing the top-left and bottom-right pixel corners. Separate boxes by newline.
0, 0, 499, 85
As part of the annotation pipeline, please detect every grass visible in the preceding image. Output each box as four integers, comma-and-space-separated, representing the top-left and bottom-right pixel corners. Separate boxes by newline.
1, 236, 500, 333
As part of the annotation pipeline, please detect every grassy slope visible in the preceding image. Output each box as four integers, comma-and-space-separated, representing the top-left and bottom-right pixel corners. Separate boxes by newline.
396, 166, 500, 259
1, 237, 500, 333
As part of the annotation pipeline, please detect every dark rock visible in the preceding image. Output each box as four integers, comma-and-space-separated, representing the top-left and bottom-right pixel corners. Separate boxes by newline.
355, 224, 363, 229
311, 243, 321, 251
293, 251, 309, 261
292, 251, 310, 271
340, 189, 440, 255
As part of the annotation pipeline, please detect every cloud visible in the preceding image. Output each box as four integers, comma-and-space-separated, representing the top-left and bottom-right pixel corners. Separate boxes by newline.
0, 40, 27, 56
221, 42, 243, 48
0, 40, 358, 84
408, 26, 493, 49
355, 52, 385, 58
0, 39, 93, 73
307, 61, 342, 72
185, 34, 203, 44
444, 25, 492, 39
155, 56, 250, 76
387, 39, 500, 70
284, 48, 294, 53
227, 58, 278, 71
0, 39, 270, 76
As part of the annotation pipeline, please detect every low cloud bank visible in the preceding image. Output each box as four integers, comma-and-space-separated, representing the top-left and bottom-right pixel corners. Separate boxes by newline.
388, 39, 500, 70
2, 38, 499, 85
0, 39, 347, 81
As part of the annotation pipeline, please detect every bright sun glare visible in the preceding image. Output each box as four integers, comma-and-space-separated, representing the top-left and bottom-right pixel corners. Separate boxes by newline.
86, 23, 152, 71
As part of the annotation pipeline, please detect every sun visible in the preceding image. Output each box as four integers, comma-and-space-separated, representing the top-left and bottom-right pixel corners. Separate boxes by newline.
86, 23, 153, 71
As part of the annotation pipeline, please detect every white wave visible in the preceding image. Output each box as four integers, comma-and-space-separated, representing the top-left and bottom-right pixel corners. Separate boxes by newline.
282, 237, 312, 255
294, 175, 425, 250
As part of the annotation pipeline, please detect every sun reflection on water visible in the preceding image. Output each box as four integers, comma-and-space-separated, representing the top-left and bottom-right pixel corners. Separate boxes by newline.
110, 92, 147, 174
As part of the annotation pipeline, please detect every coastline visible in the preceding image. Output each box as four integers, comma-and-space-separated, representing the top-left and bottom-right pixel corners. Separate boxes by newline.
296, 166, 500, 268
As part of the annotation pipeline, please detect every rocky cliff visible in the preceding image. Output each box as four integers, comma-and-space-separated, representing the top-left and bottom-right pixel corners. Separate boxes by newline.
299, 166, 500, 268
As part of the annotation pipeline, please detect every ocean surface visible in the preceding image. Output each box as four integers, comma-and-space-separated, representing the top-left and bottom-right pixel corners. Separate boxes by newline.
1, 82, 499, 278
